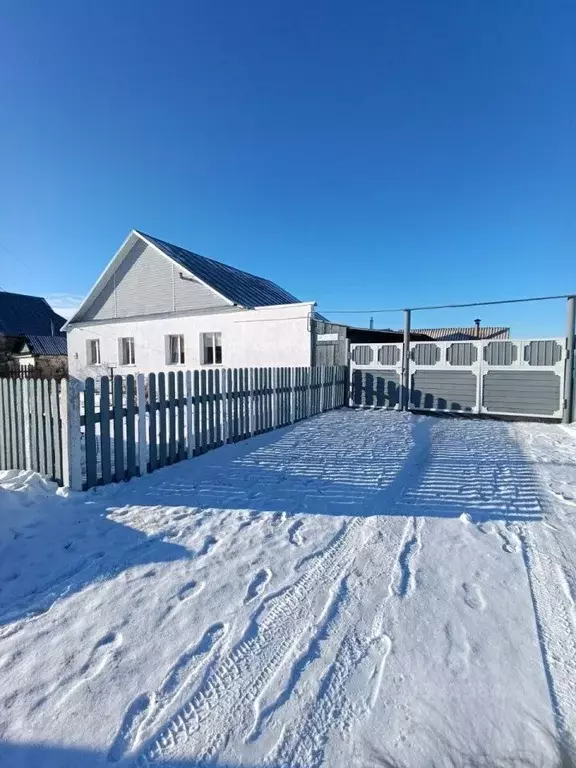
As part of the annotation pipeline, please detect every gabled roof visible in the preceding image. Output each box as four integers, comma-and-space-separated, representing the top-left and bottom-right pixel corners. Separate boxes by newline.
0, 291, 67, 337
412, 326, 510, 341
136, 231, 300, 309
14, 335, 68, 356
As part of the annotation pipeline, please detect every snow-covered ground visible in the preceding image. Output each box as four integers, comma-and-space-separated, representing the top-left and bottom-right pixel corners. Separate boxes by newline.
1, 410, 576, 767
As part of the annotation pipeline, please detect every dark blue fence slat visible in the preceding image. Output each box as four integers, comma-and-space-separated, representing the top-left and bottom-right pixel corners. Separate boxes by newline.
113, 376, 124, 482
126, 375, 137, 479
168, 372, 176, 464
158, 373, 167, 467
100, 377, 111, 484
84, 378, 97, 489
193, 371, 200, 456
148, 373, 158, 471
177, 371, 185, 461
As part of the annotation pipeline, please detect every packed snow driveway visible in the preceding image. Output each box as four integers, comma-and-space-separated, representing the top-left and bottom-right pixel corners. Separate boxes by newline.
1, 410, 576, 767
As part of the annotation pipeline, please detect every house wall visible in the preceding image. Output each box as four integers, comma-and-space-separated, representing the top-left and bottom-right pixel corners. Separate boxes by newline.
75, 240, 231, 323
67, 303, 314, 378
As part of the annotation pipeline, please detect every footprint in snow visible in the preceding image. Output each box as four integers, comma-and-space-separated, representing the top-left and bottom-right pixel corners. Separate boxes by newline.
56, 631, 123, 707
462, 582, 486, 611
196, 535, 218, 558
178, 580, 203, 602
245, 568, 272, 604
288, 520, 304, 546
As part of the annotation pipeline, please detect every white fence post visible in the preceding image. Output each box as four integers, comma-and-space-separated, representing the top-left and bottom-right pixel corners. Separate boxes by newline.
60, 378, 83, 491
137, 374, 148, 476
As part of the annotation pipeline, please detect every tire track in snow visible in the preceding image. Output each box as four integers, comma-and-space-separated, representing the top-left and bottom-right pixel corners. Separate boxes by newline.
266, 516, 414, 768
393, 517, 424, 598
520, 527, 576, 738
108, 623, 226, 762
134, 517, 367, 766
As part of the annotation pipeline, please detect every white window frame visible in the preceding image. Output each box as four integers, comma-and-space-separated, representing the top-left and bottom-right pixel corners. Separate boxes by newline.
201, 332, 222, 365
119, 337, 135, 366
166, 334, 185, 365
87, 339, 101, 366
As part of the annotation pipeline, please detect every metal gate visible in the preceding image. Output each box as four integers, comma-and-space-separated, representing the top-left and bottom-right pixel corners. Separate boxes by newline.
350, 338, 567, 419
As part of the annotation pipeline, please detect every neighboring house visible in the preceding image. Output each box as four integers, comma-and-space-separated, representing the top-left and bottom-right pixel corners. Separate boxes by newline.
65, 230, 318, 377
0, 291, 67, 376
410, 326, 510, 341
12, 335, 68, 377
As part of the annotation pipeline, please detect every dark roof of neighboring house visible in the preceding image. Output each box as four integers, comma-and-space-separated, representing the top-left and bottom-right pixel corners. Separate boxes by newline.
0, 291, 67, 337
14, 335, 68, 356
411, 326, 510, 341
137, 231, 301, 309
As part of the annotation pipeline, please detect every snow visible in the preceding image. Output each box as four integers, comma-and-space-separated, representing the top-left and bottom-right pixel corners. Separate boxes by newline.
1, 410, 576, 767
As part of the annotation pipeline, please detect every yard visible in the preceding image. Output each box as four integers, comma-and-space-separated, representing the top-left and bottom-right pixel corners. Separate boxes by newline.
1, 409, 576, 767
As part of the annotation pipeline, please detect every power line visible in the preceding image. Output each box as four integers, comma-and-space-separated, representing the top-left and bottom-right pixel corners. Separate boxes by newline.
321, 293, 575, 315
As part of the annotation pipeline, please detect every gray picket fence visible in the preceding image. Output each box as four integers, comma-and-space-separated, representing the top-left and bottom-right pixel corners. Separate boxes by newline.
0, 377, 66, 484
78, 366, 347, 490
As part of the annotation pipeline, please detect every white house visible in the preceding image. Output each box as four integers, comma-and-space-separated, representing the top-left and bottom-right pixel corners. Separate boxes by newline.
65, 230, 317, 378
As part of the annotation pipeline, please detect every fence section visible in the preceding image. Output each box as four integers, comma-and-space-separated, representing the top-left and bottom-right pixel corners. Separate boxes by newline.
78, 365, 347, 490
350, 339, 567, 419
0, 377, 65, 484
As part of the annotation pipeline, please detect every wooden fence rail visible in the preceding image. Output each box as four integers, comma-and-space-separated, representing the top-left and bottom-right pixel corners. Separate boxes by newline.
0, 365, 347, 490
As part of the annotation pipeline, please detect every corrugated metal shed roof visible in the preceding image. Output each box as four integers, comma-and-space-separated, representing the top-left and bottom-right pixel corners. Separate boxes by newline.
411, 327, 510, 340
15, 335, 68, 356
137, 231, 301, 308
0, 291, 67, 337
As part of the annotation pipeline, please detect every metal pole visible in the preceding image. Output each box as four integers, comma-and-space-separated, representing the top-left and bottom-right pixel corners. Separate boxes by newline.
563, 295, 575, 423
402, 309, 411, 411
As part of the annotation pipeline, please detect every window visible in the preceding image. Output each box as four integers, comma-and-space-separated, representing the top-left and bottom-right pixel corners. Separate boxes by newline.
166, 334, 185, 365
87, 339, 101, 366
119, 337, 135, 366
201, 332, 222, 365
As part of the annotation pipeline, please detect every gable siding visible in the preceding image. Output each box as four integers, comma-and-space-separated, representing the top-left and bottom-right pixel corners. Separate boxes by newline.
173, 264, 230, 312
79, 240, 229, 322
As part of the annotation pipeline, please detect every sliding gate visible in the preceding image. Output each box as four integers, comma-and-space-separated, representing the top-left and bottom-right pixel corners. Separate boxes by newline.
350, 338, 567, 419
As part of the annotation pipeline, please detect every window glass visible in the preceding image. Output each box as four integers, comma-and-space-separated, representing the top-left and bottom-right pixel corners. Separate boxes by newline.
87, 339, 100, 365
201, 332, 222, 365
120, 337, 135, 366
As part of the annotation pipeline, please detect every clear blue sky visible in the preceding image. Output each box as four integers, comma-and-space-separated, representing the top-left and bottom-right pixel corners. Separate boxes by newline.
1, 1, 574, 335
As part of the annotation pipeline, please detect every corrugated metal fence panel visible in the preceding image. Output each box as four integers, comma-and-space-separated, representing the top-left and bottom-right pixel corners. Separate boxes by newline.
483, 371, 561, 416
524, 340, 563, 366
352, 369, 400, 408
484, 341, 517, 366
411, 370, 477, 412
447, 343, 478, 366
411, 343, 441, 366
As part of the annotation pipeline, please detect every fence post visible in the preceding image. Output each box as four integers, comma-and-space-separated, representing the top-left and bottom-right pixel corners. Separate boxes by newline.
61, 378, 83, 491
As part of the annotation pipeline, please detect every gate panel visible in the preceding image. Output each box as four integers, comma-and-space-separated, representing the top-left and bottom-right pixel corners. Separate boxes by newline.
350, 337, 566, 419
411, 370, 477, 412
349, 343, 402, 409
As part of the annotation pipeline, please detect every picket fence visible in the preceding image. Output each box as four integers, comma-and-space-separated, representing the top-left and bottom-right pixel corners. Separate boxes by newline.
0, 366, 346, 490
0, 377, 66, 484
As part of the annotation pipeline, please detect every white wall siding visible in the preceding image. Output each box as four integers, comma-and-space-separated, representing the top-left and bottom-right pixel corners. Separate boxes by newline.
77, 241, 229, 322
67, 303, 314, 377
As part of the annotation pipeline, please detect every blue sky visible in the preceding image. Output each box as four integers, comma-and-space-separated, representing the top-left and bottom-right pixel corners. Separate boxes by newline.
0, 1, 574, 335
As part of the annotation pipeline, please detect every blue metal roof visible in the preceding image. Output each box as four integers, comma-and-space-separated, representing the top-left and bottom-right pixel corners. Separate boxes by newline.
137, 231, 301, 308
16, 335, 68, 356
0, 292, 67, 337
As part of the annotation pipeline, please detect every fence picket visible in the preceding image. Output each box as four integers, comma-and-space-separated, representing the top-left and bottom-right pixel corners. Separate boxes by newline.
126, 375, 137, 479
158, 372, 167, 467
148, 373, 157, 471
51, 380, 63, 484
15, 379, 24, 468
137, 374, 148, 475
100, 377, 111, 484
193, 371, 201, 455
0, 379, 6, 470
207, 369, 215, 449
36, 377, 47, 475
84, 378, 97, 489
167, 372, 176, 464
177, 371, 185, 461
113, 376, 124, 482
185, 371, 193, 459
214, 370, 222, 447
